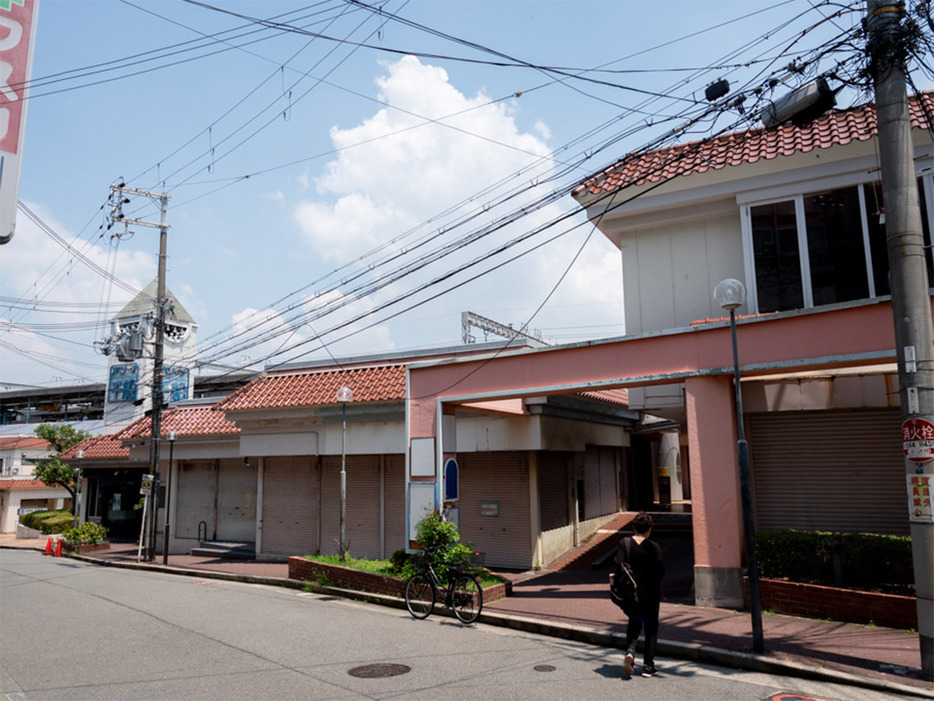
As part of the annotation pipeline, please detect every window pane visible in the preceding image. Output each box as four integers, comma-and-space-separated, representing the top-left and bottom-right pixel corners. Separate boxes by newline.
751, 201, 803, 312
865, 182, 889, 295
864, 180, 933, 297
804, 187, 868, 305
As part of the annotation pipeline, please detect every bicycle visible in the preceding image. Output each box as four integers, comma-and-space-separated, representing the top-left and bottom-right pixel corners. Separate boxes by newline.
404, 548, 483, 624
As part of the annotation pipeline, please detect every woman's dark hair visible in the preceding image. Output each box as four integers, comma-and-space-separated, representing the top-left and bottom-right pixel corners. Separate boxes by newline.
632, 511, 653, 534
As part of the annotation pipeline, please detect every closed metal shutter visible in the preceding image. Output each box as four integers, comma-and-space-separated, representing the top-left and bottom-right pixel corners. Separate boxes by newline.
262, 456, 318, 556
538, 452, 569, 531
319, 455, 383, 558
216, 459, 257, 542
384, 454, 406, 556
748, 408, 907, 535
582, 446, 618, 520
175, 462, 215, 539
457, 452, 531, 570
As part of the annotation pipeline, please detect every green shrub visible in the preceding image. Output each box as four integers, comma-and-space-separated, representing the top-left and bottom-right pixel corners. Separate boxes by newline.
19, 509, 74, 535
409, 511, 482, 579
756, 529, 914, 596
62, 521, 108, 546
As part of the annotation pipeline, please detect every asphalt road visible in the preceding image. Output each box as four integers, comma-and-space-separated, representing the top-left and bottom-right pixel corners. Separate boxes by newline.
0, 550, 903, 700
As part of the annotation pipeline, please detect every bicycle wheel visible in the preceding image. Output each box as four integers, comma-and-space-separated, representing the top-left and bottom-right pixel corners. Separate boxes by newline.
404, 574, 435, 619
450, 573, 483, 624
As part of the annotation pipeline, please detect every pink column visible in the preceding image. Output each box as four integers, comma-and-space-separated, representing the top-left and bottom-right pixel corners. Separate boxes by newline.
685, 375, 746, 608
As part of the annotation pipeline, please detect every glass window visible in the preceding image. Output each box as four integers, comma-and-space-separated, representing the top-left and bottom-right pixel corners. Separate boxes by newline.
863, 179, 933, 297
751, 200, 803, 313
803, 187, 868, 305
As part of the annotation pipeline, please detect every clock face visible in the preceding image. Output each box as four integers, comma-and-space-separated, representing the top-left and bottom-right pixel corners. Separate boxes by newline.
108, 363, 139, 403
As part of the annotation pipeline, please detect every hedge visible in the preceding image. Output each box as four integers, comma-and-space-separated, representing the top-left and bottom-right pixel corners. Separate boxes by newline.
19, 509, 75, 535
755, 529, 914, 596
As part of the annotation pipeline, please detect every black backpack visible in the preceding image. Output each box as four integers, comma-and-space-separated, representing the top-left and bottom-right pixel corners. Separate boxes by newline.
609, 538, 640, 615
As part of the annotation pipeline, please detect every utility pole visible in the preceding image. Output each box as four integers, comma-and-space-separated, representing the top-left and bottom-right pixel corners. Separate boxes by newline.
866, 1, 934, 681
108, 182, 171, 563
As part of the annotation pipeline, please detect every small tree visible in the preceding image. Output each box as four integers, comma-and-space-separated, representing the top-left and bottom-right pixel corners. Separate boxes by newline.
32, 424, 90, 516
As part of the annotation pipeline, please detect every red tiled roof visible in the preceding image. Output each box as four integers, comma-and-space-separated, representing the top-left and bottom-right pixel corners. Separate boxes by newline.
118, 405, 240, 440
0, 478, 63, 491
0, 436, 50, 451
579, 388, 630, 407
62, 434, 129, 460
218, 365, 407, 412
572, 91, 934, 200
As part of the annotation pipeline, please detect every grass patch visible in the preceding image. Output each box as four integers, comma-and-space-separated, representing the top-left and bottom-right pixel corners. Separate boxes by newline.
303, 554, 504, 588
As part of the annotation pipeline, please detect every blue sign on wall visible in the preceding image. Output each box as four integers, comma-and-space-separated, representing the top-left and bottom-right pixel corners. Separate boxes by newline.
444, 458, 459, 502
107, 363, 139, 403
163, 365, 190, 404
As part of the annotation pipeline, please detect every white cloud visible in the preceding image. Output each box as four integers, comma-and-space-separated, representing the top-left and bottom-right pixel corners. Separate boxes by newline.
289, 55, 623, 354
0, 203, 157, 385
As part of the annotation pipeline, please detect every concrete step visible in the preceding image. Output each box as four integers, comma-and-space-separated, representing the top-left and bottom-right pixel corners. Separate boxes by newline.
190, 541, 255, 559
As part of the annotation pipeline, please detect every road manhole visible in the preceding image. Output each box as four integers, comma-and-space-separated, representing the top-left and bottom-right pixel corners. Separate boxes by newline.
533, 665, 556, 672
348, 663, 411, 678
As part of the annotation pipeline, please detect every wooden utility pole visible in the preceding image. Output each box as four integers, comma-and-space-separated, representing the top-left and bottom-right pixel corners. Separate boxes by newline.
866, 0, 934, 681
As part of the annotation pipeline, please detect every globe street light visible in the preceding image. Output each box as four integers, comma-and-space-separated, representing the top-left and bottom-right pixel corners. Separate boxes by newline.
336, 386, 353, 561
74, 449, 85, 529
162, 430, 176, 566
713, 278, 764, 654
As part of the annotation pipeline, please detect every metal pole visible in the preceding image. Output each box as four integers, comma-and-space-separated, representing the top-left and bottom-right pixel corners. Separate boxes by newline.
340, 400, 347, 561
162, 433, 175, 566
730, 309, 764, 654
147, 193, 169, 562
73, 451, 84, 529
867, 0, 934, 680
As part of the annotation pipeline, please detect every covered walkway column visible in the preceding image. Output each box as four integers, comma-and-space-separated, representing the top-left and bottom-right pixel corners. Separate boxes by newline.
685, 374, 745, 608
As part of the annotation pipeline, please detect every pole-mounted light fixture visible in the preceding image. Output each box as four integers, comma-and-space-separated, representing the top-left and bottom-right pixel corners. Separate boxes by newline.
162, 430, 176, 566
337, 386, 353, 561
74, 449, 85, 529
713, 278, 764, 654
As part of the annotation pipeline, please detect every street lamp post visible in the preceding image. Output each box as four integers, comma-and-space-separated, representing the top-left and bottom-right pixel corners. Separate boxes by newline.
714, 278, 765, 654
162, 430, 176, 566
74, 449, 85, 529
336, 386, 353, 561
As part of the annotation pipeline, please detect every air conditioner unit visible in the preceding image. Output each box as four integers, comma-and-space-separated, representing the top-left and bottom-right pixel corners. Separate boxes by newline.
12, 468, 19, 475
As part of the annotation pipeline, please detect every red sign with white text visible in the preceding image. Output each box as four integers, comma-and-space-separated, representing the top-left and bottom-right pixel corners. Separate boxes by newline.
0, 0, 38, 154
903, 417, 934, 464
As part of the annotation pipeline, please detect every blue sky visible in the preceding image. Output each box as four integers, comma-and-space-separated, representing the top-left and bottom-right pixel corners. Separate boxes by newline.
2, 0, 931, 388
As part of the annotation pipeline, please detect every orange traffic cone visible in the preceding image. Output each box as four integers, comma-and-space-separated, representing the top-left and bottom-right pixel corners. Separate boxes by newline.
54, 539, 62, 557
44, 537, 53, 555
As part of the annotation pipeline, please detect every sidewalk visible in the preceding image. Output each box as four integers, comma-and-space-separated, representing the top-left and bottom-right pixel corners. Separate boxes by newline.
3, 533, 931, 698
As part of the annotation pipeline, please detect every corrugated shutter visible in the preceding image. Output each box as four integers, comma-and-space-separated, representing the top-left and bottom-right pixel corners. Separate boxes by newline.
175, 462, 215, 539
384, 454, 406, 556
538, 452, 569, 532
582, 446, 618, 520
216, 459, 256, 542
319, 455, 383, 558
262, 456, 318, 556
748, 409, 907, 535
457, 452, 531, 570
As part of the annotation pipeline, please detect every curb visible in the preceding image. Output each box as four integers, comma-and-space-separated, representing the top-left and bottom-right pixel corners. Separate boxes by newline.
12, 546, 933, 699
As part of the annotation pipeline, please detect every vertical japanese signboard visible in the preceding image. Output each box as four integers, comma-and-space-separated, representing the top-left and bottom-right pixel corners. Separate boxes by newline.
0, 0, 39, 245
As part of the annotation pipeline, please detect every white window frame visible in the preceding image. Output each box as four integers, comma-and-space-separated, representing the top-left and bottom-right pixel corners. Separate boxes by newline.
741, 174, 934, 315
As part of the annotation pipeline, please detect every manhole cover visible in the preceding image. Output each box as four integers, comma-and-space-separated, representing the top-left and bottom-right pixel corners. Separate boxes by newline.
348, 663, 411, 678
533, 665, 556, 673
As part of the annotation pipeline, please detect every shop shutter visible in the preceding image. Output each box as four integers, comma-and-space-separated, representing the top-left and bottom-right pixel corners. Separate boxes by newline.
262, 456, 318, 556
748, 408, 907, 535
457, 452, 531, 570
538, 452, 569, 532
175, 462, 215, 539
318, 455, 382, 558
384, 454, 406, 556
581, 446, 618, 520
216, 459, 257, 542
